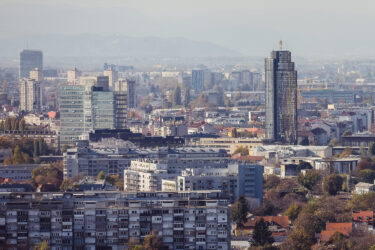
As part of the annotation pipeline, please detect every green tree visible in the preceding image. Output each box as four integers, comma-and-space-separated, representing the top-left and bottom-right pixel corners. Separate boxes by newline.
173, 85, 181, 106
342, 129, 352, 137
184, 88, 190, 107
358, 169, 375, 183
252, 218, 274, 246
230, 196, 249, 225
4, 117, 10, 130
97, 171, 105, 180
296, 161, 312, 172
19, 118, 26, 131
10, 117, 18, 131
143, 230, 166, 250
297, 170, 321, 190
33, 140, 40, 158
31, 164, 63, 188
369, 142, 375, 156
34, 240, 50, 250
322, 174, 344, 196
284, 203, 303, 221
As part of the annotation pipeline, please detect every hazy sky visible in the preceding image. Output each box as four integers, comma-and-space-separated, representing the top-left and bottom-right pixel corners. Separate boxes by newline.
1, 0, 374, 58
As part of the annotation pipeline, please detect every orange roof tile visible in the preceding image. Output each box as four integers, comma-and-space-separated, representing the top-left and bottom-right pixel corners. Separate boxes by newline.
352, 211, 374, 222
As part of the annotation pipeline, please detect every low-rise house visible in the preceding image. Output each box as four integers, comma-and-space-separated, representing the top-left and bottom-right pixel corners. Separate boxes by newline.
352, 211, 374, 232
354, 182, 375, 194
234, 216, 290, 244
320, 222, 353, 242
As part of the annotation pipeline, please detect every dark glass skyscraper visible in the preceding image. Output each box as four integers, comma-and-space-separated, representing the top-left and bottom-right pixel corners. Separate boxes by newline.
19, 50, 43, 79
265, 46, 297, 144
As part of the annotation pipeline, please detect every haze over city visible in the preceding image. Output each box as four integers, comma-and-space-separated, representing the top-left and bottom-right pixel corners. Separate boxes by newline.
1, 0, 375, 59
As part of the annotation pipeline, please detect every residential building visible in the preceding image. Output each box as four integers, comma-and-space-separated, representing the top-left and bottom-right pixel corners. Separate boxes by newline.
104, 68, 118, 89
265, 43, 297, 144
176, 163, 264, 203
0, 191, 231, 250
19, 78, 42, 112
0, 164, 40, 181
67, 67, 81, 84
19, 49, 43, 79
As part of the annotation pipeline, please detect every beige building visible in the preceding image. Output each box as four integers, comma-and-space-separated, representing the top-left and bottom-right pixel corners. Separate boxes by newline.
29, 67, 43, 82
104, 68, 118, 89
198, 137, 264, 155
67, 67, 81, 84
19, 78, 41, 112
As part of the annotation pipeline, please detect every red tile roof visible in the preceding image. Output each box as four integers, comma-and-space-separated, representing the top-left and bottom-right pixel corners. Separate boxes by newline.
320, 222, 352, 242
352, 211, 374, 222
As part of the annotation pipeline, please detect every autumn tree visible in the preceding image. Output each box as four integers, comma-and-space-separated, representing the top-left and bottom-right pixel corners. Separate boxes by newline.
34, 240, 50, 250
284, 203, 303, 221
19, 118, 26, 131
60, 179, 75, 192
230, 196, 249, 225
233, 146, 249, 156
97, 171, 105, 180
4, 117, 10, 130
252, 218, 274, 246
342, 130, 352, 137
143, 230, 167, 250
11, 117, 18, 131
31, 164, 63, 188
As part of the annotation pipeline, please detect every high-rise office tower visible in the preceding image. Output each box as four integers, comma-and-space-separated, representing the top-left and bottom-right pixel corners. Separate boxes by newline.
104, 68, 118, 89
96, 76, 109, 91
126, 80, 136, 109
19, 78, 41, 112
265, 42, 297, 144
19, 50, 43, 79
192, 70, 204, 91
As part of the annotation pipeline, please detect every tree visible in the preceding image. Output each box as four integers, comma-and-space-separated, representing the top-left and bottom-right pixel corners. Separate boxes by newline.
11, 117, 18, 131
296, 161, 312, 172
33, 140, 40, 158
31, 164, 63, 188
340, 147, 352, 158
230, 196, 249, 225
284, 203, 303, 221
264, 175, 281, 190
322, 174, 344, 195
297, 170, 321, 190
184, 88, 190, 107
4, 117, 10, 130
34, 240, 50, 250
369, 142, 375, 156
328, 231, 352, 250
0, 121, 4, 131
358, 169, 375, 183
12, 145, 24, 164
233, 146, 249, 156
60, 179, 75, 192
328, 138, 338, 147
19, 118, 26, 131
97, 171, 105, 180
173, 85, 181, 106
252, 218, 274, 246
342, 130, 352, 137
143, 230, 166, 250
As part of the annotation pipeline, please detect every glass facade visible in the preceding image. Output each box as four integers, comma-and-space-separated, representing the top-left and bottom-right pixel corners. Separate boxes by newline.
265, 50, 297, 144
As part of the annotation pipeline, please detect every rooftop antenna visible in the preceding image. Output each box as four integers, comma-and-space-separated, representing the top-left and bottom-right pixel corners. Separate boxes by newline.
279, 40, 283, 50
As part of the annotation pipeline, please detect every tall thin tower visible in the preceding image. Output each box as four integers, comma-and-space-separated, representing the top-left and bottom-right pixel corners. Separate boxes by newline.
265, 42, 297, 144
